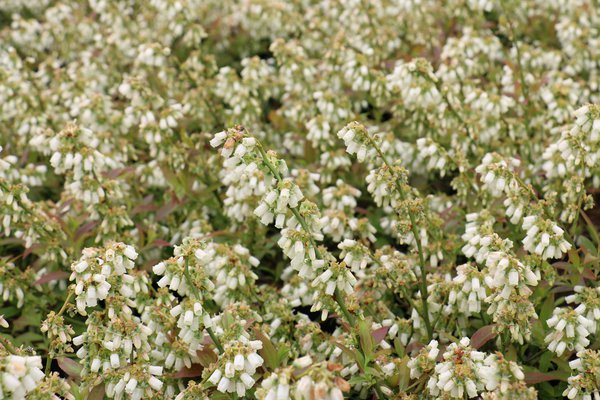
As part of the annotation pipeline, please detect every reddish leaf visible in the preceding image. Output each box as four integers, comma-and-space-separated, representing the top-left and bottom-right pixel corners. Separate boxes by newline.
552, 261, 570, 270
58, 357, 82, 378
23, 243, 41, 258
75, 221, 99, 237
471, 325, 496, 349
156, 197, 182, 221
103, 166, 134, 179
151, 239, 172, 248
171, 364, 203, 378
34, 271, 69, 285
131, 203, 158, 215
196, 347, 218, 368
405, 341, 424, 354
524, 371, 567, 385
88, 385, 105, 400
371, 326, 389, 344
582, 268, 597, 280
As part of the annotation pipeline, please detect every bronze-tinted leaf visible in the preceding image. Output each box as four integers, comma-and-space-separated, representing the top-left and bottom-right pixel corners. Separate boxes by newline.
471, 325, 496, 349
58, 357, 82, 378
33, 271, 69, 285
371, 326, 389, 344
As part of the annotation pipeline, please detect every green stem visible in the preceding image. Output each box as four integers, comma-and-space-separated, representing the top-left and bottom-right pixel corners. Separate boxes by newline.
57, 291, 73, 317
45, 355, 52, 375
334, 288, 355, 325
45, 290, 74, 376
207, 327, 224, 353
419, 74, 471, 140
0, 336, 16, 353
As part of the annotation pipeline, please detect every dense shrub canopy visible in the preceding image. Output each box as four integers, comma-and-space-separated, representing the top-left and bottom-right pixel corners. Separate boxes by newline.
0, 0, 599, 399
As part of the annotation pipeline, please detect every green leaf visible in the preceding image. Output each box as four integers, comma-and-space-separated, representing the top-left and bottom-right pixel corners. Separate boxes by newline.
540, 292, 555, 327
357, 319, 375, 362
13, 332, 44, 346
397, 356, 411, 390
539, 351, 554, 372
580, 237, 598, 256
0, 306, 20, 319
277, 345, 289, 366
393, 337, 405, 358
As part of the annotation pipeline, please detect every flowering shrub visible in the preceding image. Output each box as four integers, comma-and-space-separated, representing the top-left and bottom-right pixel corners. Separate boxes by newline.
1, 0, 600, 399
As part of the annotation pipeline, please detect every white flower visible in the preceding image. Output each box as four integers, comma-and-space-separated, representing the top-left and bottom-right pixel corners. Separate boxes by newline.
484, 251, 538, 299
565, 286, 600, 334
211, 336, 263, 396
337, 239, 371, 271
408, 340, 439, 379
563, 349, 600, 400
337, 122, 374, 163
545, 307, 593, 356
258, 371, 291, 400
522, 215, 571, 259
0, 355, 45, 399
475, 153, 520, 197
294, 375, 344, 400
448, 264, 487, 315
255, 180, 304, 227
426, 338, 486, 399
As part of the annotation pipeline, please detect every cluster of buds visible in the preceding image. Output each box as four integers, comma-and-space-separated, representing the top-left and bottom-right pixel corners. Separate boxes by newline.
545, 307, 594, 356
41, 311, 75, 357
69, 242, 138, 315
521, 215, 572, 259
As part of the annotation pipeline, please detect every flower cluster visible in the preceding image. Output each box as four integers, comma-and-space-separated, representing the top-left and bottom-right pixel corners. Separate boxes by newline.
0, 354, 45, 399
